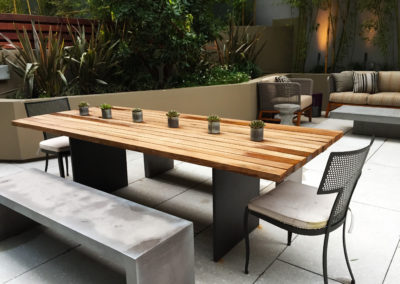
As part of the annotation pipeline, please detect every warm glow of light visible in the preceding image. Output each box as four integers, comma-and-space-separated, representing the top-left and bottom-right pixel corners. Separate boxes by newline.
316, 9, 330, 52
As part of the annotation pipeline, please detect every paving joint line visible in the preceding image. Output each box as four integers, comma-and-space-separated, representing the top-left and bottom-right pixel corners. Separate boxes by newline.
277, 259, 343, 283
3, 244, 81, 283
382, 236, 400, 284
252, 234, 299, 283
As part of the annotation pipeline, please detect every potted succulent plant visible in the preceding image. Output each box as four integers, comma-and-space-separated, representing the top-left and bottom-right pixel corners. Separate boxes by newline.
0, 51, 10, 81
249, 120, 265, 142
207, 115, 220, 134
78, 101, 90, 116
166, 110, 180, 128
100, 103, 112, 119
132, 108, 143, 122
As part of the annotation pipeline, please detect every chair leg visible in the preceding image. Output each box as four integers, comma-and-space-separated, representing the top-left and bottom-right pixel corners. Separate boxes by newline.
296, 112, 301, 126
65, 154, 69, 176
244, 207, 250, 274
308, 108, 312, 122
325, 103, 331, 118
287, 231, 292, 246
57, 154, 65, 178
44, 153, 49, 172
343, 219, 356, 284
323, 232, 330, 284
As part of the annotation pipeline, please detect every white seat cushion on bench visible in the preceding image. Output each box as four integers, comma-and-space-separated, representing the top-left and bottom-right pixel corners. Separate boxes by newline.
39, 136, 70, 152
248, 181, 336, 230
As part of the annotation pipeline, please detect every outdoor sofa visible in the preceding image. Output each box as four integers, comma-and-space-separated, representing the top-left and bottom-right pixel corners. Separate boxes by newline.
325, 71, 400, 117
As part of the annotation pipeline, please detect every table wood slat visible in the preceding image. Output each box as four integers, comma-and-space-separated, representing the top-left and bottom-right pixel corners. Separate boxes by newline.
12, 107, 343, 182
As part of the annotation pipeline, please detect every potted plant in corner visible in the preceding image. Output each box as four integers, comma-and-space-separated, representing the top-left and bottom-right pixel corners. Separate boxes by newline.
207, 115, 220, 134
100, 104, 112, 119
249, 120, 265, 142
0, 51, 10, 81
166, 110, 180, 128
79, 101, 90, 116
132, 108, 143, 122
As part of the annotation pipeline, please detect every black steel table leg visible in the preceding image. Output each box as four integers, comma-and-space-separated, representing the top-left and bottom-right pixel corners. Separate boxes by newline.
69, 138, 128, 193
143, 153, 174, 178
212, 169, 259, 261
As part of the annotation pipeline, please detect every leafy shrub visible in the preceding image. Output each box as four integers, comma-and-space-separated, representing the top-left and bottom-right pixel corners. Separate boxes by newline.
1, 22, 68, 98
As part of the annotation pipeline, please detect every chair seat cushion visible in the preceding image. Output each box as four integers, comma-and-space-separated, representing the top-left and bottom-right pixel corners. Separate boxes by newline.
248, 181, 336, 230
39, 136, 70, 153
329, 92, 369, 105
300, 95, 312, 110
367, 92, 400, 107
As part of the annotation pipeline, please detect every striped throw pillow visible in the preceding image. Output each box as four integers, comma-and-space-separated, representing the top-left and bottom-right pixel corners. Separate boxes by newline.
353, 72, 379, 94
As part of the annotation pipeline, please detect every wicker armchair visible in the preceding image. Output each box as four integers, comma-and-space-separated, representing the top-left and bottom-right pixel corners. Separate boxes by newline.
257, 78, 313, 126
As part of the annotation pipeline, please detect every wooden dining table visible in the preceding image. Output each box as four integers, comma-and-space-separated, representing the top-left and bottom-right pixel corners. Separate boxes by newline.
12, 107, 343, 261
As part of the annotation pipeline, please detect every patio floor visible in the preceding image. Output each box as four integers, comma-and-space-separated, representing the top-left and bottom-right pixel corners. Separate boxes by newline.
0, 116, 399, 284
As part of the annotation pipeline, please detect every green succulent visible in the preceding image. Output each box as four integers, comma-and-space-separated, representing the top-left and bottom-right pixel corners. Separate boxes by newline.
78, 101, 89, 108
132, 108, 142, 112
249, 120, 265, 129
207, 115, 220, 122
166, 110, 180, 118
100, 103, 112, 110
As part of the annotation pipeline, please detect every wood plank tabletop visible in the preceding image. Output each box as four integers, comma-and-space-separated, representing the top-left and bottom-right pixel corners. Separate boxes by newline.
12, 107, 343, 182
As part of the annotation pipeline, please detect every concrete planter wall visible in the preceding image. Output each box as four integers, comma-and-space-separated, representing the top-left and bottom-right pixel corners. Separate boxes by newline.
0, 76, 277, 161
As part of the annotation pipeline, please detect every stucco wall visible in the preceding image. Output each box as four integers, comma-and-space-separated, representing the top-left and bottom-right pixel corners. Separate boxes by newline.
1, 76, 278, 161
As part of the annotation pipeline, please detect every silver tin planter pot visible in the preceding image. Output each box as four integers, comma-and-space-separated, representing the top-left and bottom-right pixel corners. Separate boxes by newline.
102, 108, 112, 119
132, 111, 143, 122
250, 128, 264, 142
208, 121, 220, 134
0, 65, 10, 80
168, 117, 179, 128
79, 106, 89, 116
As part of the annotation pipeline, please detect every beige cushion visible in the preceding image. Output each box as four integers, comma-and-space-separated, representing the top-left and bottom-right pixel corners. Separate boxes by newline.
300, 95, 312, 109
39, 136, 70, 153
378, 72, 400, 92
367, 92, 400, 107
329, 92, 369, 105
248, 181, 336, 230
332, 71, 353, 92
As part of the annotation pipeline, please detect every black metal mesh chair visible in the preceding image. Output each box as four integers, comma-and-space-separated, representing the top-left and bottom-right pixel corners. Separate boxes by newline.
24, 98, 71, 178
244, 138, 374, 283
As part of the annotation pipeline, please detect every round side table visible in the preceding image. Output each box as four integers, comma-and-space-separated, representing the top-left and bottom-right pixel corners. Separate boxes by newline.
274, 104, 300, 126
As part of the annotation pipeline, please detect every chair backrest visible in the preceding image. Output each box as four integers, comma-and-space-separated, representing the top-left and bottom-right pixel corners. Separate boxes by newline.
317, 138, 374, 228
24, 98, 70, 139
257, 82, 301, 113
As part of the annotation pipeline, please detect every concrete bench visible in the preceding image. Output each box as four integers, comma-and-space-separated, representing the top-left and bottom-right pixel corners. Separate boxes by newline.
0, 169, 194, 284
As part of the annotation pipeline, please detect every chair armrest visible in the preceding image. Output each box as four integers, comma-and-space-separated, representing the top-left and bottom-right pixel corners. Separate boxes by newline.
327, 75, 336, 94
289, 78, 313, 95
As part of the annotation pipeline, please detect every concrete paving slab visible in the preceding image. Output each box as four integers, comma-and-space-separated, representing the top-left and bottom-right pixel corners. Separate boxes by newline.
255, 260, 341, 284
384, 242, 400, 284
353, 162, 400, 212
0, 163, 23, 178
194, 222, 288, 284
278, 202, 400, 284
0, 227, 76, 283
7, 247, 125, 284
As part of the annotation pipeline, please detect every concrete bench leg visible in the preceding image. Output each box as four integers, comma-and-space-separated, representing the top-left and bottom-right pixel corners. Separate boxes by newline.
143, 154, 174, 178
0, 205, 36, 240
125, 226, 194, 284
